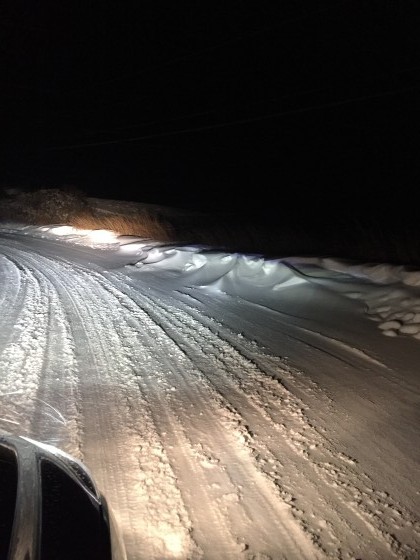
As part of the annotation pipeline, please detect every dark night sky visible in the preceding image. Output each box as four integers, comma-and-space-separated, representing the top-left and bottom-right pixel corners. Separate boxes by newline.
1, 1, 420, 223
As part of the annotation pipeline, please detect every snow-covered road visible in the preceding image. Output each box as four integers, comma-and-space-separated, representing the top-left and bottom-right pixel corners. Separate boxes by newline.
0, 228, 419, 560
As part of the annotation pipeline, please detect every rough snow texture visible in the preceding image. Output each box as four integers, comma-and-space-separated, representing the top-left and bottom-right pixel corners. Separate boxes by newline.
0, 222, 419, 560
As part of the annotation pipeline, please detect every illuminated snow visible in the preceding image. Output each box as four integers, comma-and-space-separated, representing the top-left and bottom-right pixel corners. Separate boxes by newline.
0, 218, 419, 560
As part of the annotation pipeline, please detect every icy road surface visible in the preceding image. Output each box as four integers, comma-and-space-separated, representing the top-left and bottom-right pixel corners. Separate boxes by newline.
0, 227, 419, 560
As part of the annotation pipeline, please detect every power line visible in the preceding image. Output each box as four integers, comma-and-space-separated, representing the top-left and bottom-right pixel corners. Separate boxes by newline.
45, 83, 419, 152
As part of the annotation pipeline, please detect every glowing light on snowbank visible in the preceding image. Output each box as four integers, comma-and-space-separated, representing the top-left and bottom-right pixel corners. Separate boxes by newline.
50, 225, 77, 236
48, 226, 118, 245
87, 229, 117, 243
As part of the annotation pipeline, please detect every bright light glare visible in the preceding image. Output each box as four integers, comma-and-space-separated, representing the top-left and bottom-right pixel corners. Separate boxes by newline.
49, 226, 118, 245
87, 229, 118, 243
50, 225, 76, 236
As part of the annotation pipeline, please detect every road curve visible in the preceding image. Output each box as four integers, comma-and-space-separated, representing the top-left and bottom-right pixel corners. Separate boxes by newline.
0, 233, 418, 560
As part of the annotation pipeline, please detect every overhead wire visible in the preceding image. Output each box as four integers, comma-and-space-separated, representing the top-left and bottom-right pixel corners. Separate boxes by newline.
44, 83, 420, 152
2, 0, 417, 153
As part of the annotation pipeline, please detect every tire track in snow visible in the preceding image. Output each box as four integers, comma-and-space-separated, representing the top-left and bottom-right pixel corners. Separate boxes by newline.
0, 246, 86, 455
60, 269, 200, 560
99, 276, 360, 558
1, 236, 418, 559
0, 247, 200, 560
0, 253, 22, 326
0, 252, 51, 434
92, 272, 321, 560
167, 289, 420, 559
109, 279, 419, 560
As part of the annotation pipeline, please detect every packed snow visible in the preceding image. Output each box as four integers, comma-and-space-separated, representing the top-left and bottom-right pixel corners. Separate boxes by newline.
0, 220, 419, 560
